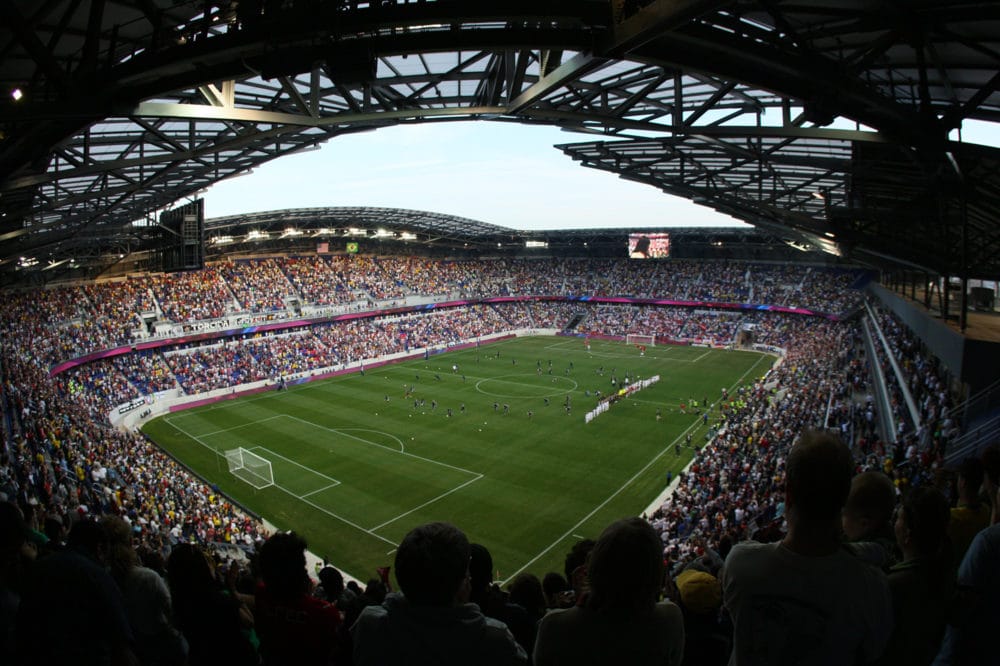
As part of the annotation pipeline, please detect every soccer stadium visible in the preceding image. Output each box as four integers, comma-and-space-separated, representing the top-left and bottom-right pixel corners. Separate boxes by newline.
2, 3, 1000, 665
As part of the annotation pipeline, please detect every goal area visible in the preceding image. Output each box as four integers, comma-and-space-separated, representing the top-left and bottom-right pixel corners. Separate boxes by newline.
225, 447, 274, 490
625, 334, 655, 347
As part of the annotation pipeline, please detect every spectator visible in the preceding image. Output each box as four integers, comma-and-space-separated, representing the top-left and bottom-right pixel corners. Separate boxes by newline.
674, 568, 730, 666
541, 572, 573, 610
0, 502, 31, 663
721, 431, 892, 665
255, 531, 343, 665
934, 518, 1000, 665
166, 543, 257, 666
876, 486, 952, 666
842, 470, 899, 569
533, 517, 685, 666
948, 457, 989, 563
506, 572, 547, 629
102, 515, 187, 666
469, 543, 536, 656
16, 519, 137, 666
352, 522, 526, 665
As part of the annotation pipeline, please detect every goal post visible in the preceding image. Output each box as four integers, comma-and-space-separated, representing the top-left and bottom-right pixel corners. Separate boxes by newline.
225, 447, 274, 490
626, 334, 655, 347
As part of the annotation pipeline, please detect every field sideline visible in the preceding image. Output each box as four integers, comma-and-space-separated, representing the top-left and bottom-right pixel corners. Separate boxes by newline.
143, 336, 772, 582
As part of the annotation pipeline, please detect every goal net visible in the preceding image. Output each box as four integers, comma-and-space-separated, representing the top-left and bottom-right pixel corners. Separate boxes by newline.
625, 334, 655, 347
225, 447, 274, 490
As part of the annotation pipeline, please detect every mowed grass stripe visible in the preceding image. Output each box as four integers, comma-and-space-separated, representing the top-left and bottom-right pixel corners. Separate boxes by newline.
145, 337, 770, 581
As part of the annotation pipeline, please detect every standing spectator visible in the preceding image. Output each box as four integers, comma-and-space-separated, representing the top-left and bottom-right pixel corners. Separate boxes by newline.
16, 519, 137, 666
674, 568, 730, 666
166, 543, 257, 666
875, 487, 952, 666
842, 470, 899, 570
934, 504, 1000, 664
533, 517, 685, 666
722, 431, 892, 665
102, 515, 187, 666
469, 543, 536, 656
255, 531, 343, 665
947, 457, 990, 563
352, 522, 526, 666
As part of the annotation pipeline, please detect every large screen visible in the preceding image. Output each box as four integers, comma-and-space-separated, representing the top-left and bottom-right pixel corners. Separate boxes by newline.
628, 233, 670, 259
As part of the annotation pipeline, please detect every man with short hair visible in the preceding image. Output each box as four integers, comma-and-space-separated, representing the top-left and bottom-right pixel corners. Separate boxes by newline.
721, 432, 892, 665
352, 522, 526, 665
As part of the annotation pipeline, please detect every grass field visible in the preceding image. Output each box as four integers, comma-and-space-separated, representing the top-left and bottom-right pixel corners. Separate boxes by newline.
143, 336, 771, 583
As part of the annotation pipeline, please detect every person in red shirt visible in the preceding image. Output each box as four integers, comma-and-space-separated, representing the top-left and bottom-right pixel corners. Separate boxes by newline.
255, 531, 344, 665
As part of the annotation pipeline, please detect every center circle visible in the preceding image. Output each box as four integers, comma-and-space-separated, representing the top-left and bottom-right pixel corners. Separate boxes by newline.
474, 374, 579, 399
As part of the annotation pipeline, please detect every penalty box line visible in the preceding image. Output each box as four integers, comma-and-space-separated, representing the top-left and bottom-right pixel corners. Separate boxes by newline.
164, 414, 395, 547
279, 415, 484, 533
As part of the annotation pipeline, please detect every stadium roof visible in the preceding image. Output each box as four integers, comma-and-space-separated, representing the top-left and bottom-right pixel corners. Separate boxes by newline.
196, 206, 791, 261
1, 0, 999, 283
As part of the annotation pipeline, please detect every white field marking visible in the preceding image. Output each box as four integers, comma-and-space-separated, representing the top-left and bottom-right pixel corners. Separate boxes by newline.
477, 374, 577, 389
271, 480, 398, 547
628, 398, 683, 408
386, 548, 397, 555
196, 415, 285, 438
249, 445, 341, 486
691, 349, 712, 363
501, 352, 771, 585
368, 473, 484, 531
336, 427, 406, 453
277, 415, 486, 533
161, 416, 397, 546
572, 534, 586, 540
281, 414, 481, 478
299, 483, 342, 499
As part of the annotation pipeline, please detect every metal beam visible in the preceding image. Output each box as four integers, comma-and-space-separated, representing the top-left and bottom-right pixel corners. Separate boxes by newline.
506, 52, 606, 115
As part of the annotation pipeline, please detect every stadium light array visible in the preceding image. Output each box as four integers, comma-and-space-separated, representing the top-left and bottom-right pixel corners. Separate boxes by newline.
211, 235, 235, 245
281, 228, 304, 238
246, 230, 269, 241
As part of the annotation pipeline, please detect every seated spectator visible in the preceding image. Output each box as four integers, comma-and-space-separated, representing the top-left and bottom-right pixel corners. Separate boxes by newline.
533, 517, 685, 666
722, 431, 892, 665
16, 519, 137, 666
102, 515, 187, 666
876, 486, 952, 666
351, 522, 526, 665
842, 470, 899, 569
255, 531, 343, 665
166, 543, 257, 666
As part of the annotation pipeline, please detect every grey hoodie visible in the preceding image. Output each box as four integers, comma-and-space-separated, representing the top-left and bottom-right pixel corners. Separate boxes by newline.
352, 592, 528, 666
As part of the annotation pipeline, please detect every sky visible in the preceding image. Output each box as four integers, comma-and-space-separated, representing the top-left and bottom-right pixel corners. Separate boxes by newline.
202, 118, 1000, 231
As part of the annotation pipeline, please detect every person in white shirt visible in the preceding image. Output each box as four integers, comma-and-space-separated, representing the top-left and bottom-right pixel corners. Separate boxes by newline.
722, 431, 893, 665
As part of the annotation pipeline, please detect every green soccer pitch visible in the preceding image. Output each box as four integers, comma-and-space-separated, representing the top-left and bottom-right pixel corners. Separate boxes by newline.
143, 336, 772, 583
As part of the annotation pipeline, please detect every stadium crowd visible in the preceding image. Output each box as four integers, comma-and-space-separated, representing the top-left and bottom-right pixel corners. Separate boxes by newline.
1, 252, 994, 666
0, 257, 862, 368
